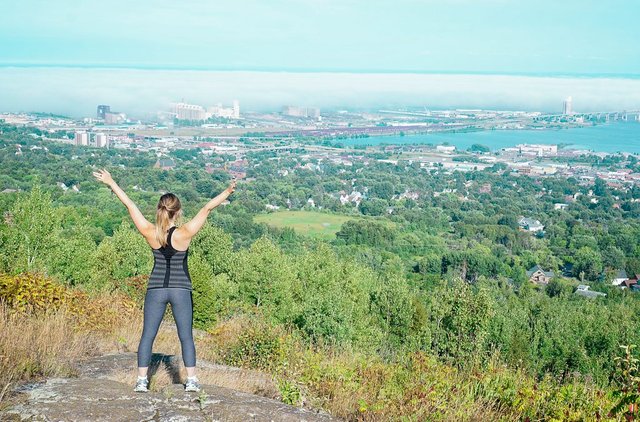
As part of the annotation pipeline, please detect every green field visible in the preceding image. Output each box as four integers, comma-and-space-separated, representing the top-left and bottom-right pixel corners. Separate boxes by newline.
254, 210, 359, 240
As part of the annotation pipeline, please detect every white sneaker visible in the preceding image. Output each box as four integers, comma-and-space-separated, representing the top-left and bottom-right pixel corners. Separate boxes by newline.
185, 377, 200, 392
134, 377, 149, 392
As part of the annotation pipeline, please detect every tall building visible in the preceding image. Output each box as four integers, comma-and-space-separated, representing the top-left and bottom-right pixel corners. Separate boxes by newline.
307, 107, 320, 118
232, 100, 240, 119
562, 96, 573, 115
104, 112, 127, 125
207, 101, 240, 119
95, 133, 109, 148
172, 102, 207, 120
282, 105, 320, 118
97, 105, 111, 119
75, 131, 89, 146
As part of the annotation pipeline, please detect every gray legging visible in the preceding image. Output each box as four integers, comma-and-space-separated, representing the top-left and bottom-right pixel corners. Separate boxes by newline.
137, 288, 196, 368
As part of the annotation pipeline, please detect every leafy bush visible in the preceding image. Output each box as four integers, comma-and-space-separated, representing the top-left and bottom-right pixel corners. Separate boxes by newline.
0, 271, 67, 312
610, 345, 640, 419
207, 315, 289, 372
0, 271, 137, 333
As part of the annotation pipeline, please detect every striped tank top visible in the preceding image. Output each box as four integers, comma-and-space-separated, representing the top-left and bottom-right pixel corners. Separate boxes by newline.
148, 226, 192, 290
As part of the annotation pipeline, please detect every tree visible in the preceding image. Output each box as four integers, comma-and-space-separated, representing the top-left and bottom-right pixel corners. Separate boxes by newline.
359, 198, 388, 216
1, 180, 62, 274
335, 219, 396, 247
572, 247, 603, 281
229, 236, 297, 323
47, 223, 98, 286
91, 221, 153, 289
469, 144, 490, 153
369, 181, 395, 200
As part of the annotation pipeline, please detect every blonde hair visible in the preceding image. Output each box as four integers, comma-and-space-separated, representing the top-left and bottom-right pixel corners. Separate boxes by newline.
155, 193, 182, 247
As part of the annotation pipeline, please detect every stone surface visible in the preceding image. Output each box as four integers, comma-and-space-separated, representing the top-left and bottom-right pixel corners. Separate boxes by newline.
1, 353, 339, 422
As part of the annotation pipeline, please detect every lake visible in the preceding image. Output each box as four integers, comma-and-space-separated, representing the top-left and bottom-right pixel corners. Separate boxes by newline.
341, 122, 640, 154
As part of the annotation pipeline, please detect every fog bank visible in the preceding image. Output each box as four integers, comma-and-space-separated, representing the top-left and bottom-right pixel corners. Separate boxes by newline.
0, 67, 639, 118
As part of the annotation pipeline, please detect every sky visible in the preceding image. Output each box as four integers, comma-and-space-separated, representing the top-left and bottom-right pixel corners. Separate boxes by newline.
0, 0, 639, 115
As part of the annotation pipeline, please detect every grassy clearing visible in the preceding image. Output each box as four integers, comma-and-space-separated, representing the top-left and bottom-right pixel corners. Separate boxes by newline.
254, 210, 390, 240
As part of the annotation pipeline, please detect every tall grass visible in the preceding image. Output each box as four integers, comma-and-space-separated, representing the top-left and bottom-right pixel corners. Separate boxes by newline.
0, 303, 92, 404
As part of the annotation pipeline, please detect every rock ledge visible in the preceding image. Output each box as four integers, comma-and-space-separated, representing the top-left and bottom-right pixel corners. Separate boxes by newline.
2, 353, 339, 422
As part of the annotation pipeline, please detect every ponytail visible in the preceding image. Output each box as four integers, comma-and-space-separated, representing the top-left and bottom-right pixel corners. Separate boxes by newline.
155, 193, 182, 247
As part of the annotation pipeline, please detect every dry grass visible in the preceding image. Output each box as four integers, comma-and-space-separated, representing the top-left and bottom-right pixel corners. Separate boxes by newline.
107, 359, 278, 397
107, 315, 278, 396
0, 303, 97, 406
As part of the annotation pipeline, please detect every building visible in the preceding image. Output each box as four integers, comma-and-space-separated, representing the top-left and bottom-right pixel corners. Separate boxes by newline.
518, 217, 544, 232
97, 105, 111, 119
282, 106, 320, 119
621, 279, 639, 291
479, 183, 492, 194
307, 107, 320, 119
95, 133, 109, 148
105, 112, 127, 125
562, 96, 573, 115
516, 144, 558, 156
207, 100, 240, 119
154, 157, 176, 170
172, 103, 207, 121
527, 265, 554, 285
575, 284, 607, 298
436, 145, 456, 153
232, 100, 240, 118
74, 131, 89, 146
611, 269, 628, 286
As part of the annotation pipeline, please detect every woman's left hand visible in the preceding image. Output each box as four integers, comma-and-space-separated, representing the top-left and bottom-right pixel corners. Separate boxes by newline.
93, 168, 115, 186
226, 178, 237, 195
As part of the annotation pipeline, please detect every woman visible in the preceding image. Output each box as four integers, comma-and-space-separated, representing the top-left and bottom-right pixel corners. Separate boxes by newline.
93, 168, 236, 393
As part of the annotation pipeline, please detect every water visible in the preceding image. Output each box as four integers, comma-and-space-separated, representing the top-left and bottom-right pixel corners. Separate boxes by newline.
341, 122, 640, 154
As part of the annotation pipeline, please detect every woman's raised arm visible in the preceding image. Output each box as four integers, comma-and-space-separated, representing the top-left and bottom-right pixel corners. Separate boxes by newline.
181, 179, 236, 238
93, 168, 154, 236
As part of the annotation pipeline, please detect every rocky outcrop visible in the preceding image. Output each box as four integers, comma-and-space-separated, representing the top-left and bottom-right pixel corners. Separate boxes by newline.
2, 353, 339, 422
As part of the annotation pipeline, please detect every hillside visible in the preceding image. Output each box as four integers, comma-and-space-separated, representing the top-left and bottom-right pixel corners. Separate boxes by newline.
1, 124, 640, 420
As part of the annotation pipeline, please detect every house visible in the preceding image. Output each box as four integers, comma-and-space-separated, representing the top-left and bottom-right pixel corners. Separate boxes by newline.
518, 217, 544, 232
154, 157, 175, 170
479, 183, 492, 194
611, 269, 629, 286
397, 190, 420, 200
620, 278, 638, 290
339, 191, 363, 206
614, 273, 639, 290
575, 284, 607, 298
527, 265, 554, 285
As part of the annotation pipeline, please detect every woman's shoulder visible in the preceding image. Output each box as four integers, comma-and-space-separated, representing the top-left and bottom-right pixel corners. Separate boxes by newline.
171, 226, 191, 251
